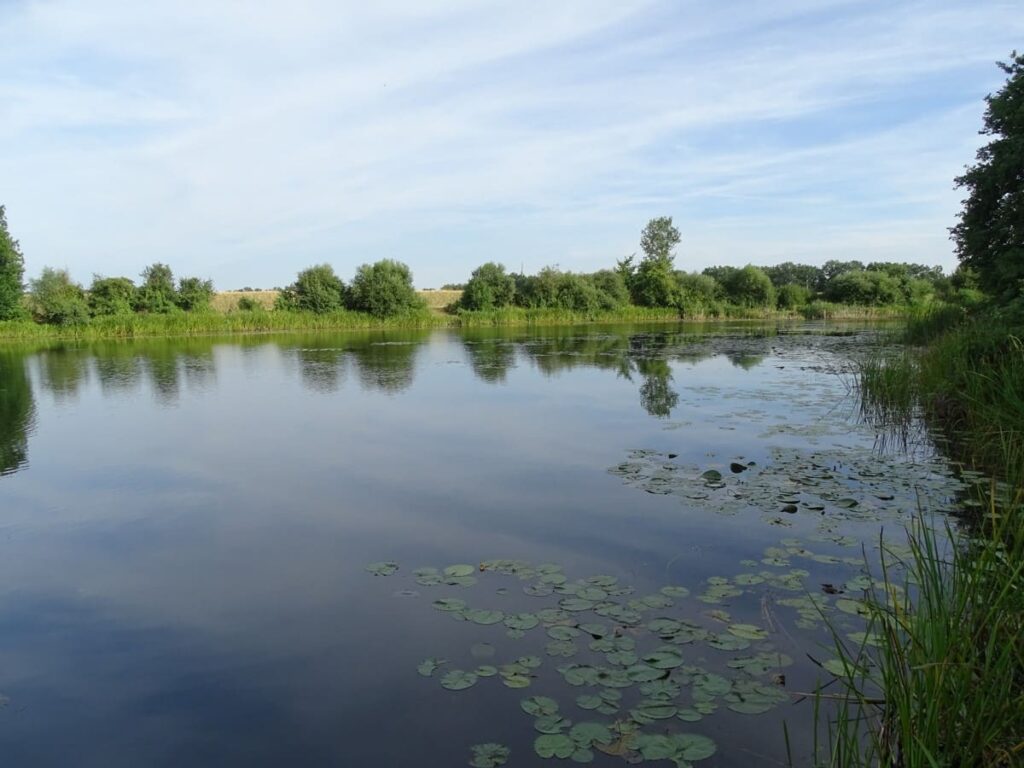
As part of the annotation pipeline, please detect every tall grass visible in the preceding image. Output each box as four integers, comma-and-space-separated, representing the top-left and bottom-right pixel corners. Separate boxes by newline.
815, 512, 1024, 767
821, 303, 1024, 767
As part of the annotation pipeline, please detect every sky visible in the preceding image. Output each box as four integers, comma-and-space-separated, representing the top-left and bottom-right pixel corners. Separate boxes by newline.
1, 1, 1022, 289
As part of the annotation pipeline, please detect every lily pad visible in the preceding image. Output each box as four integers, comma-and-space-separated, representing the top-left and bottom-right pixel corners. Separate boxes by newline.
521, 696, 560, 717
366, 561, 398, 576
440, 670, 478, 691
469, 743, 510, 768
417, 657, 446, 677
728, 623, 769, 640
535, 734, 575, 759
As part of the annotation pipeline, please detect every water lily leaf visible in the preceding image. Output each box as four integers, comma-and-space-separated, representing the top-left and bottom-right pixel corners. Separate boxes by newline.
626, 664, 666, 682
433, 598, 467, 612
576, 694, 602, 710
366, 561, 398, 576
521, 696, 559, 717
706, 633, 750, 651
728, 623, 768, 640
441, 670, 478, 691
504, 613, 539, 631
560, 664, 598, 686
534, 714, 572, 734
642, 647, 684, 670
660, 585, 690, 598
444, 564, 476, 577
535, 734, 575, 759
560, 598, 596, 612
475, 665, 498, 677
677, 709, 704, 722
579, 623, 609, 638
702, 469, 722, 482
546, 640, 577, 658
728, 652, 793, 676
570, 722, 613, 747
417, 657, 446, 677
504, 676, 532, 689
570, 748, 594, 763
547, 625, 580, 641
518, 655, 543, 669
469, 743, 510, 768
465, 609, 505, 625
836, 598, 868, 616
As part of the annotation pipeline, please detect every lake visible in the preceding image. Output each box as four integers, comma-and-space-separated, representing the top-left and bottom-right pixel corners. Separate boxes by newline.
0, 323, 971, 766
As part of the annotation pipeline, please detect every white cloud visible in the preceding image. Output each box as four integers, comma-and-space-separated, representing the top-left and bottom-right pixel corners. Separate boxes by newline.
0, 0, 1021, 286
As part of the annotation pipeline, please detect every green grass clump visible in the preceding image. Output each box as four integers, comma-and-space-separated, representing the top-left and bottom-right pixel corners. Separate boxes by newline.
814, 513, 1024, 767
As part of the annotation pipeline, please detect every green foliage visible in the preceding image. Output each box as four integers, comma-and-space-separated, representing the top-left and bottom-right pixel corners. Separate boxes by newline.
277, 264, 346, 314
762, 262, 822, 289
723, 265, 775, 308
826, 270, 903, 305
952, 53, 1024, 303
348, 259, 423, 318
675, 272, 719, 313
776, 283, 810, 309
0, 206, 26, 321
29, 268, 90, 326
640, 216, 681, 262
88, 276, 136, 316
460, 262, 516, 310
236, 296, 261, 311
587, 269, 630, 309
135, 263, 178, 314
176, 276, 214, 312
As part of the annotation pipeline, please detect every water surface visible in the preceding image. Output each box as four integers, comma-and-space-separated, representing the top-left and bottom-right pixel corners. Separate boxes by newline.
0, 324, 967, 766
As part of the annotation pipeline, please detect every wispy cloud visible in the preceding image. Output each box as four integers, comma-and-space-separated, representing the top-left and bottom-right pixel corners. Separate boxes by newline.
1, 0, 1021, 287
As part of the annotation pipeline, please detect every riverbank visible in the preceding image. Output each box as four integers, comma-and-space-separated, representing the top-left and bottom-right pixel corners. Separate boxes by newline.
827, 304, 1024, 767
0, 303, 908, 342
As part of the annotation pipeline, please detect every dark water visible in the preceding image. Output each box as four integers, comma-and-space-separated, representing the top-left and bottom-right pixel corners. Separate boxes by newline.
0, 324, 967, 766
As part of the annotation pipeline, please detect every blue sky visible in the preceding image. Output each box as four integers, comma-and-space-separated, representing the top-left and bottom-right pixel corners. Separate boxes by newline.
1, 0, 1021, 289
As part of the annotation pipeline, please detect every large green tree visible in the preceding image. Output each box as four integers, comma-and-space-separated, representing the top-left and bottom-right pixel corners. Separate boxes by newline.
952, 52, 1024, 302
460, 262, 516, 310
0, 206, 26, 320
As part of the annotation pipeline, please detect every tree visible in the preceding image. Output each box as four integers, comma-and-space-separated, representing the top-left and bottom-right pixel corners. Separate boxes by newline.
176, 276, 215, 311
135, 263, 178, 313
277, 264, 346, 313
460, 262, 516, 310
587, 269, 630, 309
724, 265, 776, 308
29, 268, 90, 325
776, 283, 811, 309
348, 259, 423, 318
89, 276, 136, 316
675, 272, 719, 312
952, 52, 1024, 302
640, 217, 681, 262
0, 206, 26, 320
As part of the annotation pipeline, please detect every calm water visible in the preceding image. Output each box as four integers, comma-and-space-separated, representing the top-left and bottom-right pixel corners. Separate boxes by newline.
0, 324, 967, 766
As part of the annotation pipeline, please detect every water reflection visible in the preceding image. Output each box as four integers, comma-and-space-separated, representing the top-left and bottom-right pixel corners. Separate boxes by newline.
0, 325, 781, 478
0, 349, 34, 475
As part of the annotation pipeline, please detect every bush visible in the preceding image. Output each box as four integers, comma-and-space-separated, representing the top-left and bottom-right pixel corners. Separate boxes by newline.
88, 276, 136, 316
676, 272, 719, 313
29, 268, 90, 325
348, 259, 423, 318
587, 270, 630, 309
826, 269, 904, 305
724, 265, 776, 307
776, 283, 811, 309
134, 263, 178, 313
237, 296, 261, 311
460, 262, 516, 310
176, 277, 215, 311
277, 264, 346, 314
631, 258, 680, 307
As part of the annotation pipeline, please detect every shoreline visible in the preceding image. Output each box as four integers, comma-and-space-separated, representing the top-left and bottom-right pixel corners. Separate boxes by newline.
0, 305, 906, 344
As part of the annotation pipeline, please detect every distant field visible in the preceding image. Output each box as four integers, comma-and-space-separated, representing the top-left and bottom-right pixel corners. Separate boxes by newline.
211, 290, 279, 312
419, 290, 461, 313
212, 289, 462, 314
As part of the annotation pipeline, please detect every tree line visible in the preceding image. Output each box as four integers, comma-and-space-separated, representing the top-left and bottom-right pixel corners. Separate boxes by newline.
455, 217, 971, 314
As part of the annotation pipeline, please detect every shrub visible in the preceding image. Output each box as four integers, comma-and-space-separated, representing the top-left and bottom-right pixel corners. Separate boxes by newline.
724, 265, 776, 307
676, 272, 719, 312
237, 296, 261, 311
176, 276, 215, 311
348, 259, 423, 318
277, 264, 346, 314
460, 262, 516, 310
29, 268, 90, 325
134, 263, 178, 313
826, 269, 904, 305
88, 276, 136, 316
587, 269, 630, 309
776, 283, 811, 309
